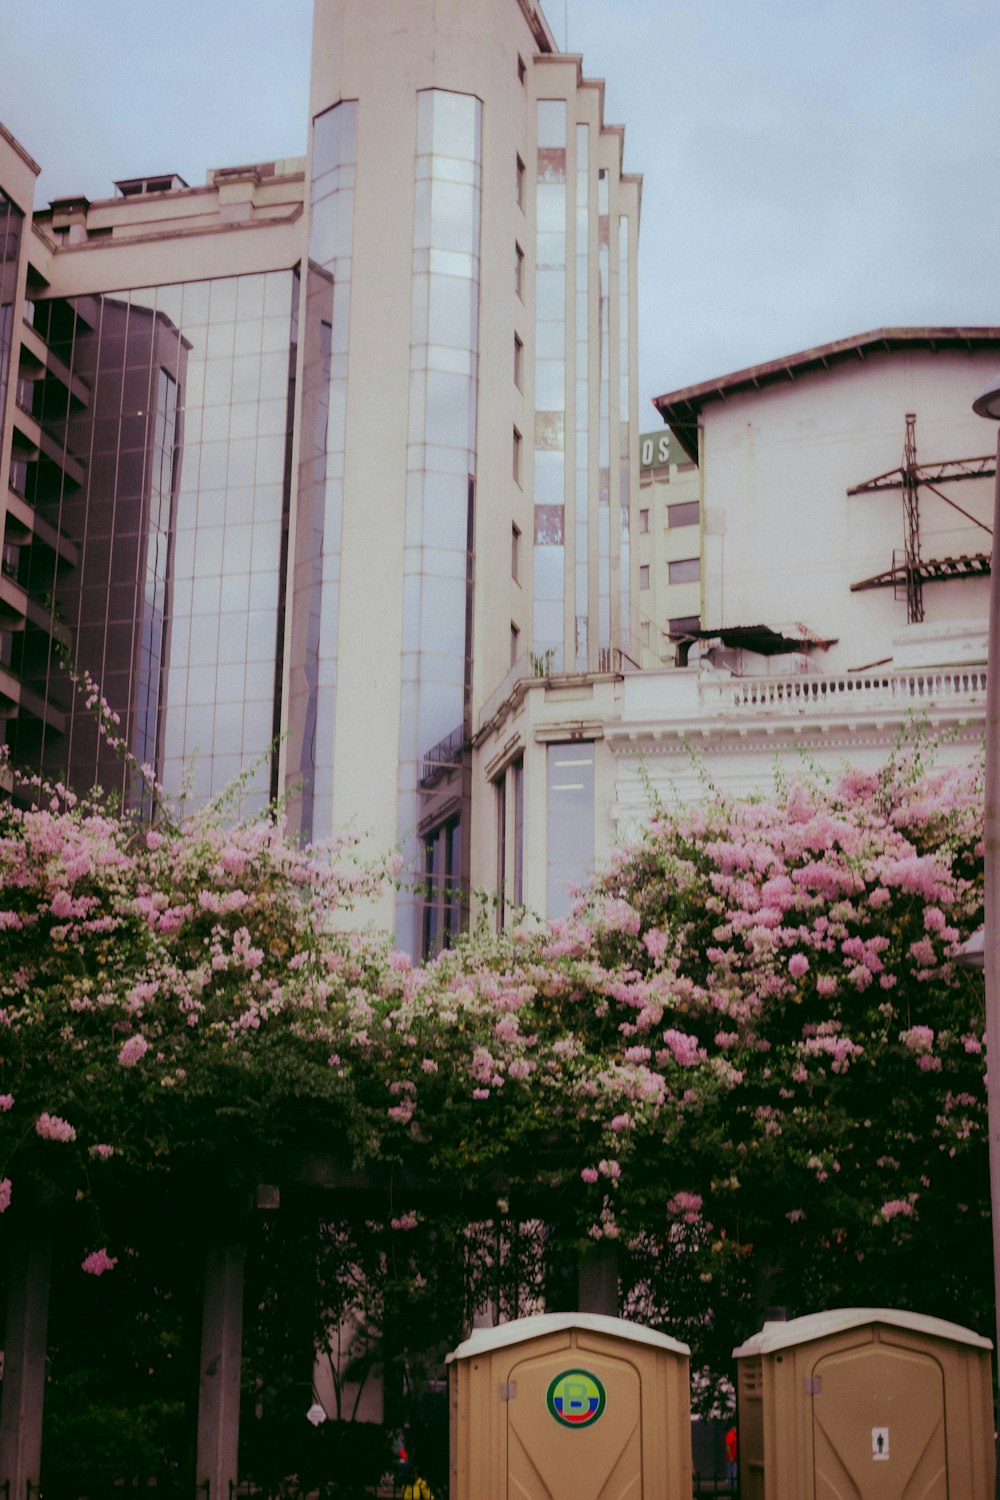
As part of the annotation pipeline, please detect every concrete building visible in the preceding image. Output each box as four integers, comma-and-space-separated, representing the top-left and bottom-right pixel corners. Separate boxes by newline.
636, 426, 702, 660
0, 0, 643, 952
473, 330, 995, 916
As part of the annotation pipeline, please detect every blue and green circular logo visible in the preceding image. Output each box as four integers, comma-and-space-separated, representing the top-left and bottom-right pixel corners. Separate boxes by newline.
546, 1368, 606, 1429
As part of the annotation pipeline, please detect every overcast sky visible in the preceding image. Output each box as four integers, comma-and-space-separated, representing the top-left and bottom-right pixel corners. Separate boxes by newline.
2, 0, 999, 421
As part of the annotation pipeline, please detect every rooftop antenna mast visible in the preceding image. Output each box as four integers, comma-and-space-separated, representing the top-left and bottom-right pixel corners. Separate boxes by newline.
901, 412, 923, 623
849, 412, 994, 621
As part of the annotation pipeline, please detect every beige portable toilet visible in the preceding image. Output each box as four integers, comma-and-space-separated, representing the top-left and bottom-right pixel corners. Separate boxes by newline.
732, 1307, 995, 1500
446, 1312, 691, 1500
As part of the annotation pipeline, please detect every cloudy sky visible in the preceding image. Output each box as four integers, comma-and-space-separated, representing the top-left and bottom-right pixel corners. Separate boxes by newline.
2, 0, 998, 420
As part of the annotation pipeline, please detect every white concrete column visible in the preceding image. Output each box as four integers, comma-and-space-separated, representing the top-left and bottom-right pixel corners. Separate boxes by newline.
0, 1228, 52, 1498
196, 1242, 246, 1500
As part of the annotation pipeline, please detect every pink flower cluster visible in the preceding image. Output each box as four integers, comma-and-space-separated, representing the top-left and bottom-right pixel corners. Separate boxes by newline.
36, 1112, 76, 1143
81, 1247, 118, 1275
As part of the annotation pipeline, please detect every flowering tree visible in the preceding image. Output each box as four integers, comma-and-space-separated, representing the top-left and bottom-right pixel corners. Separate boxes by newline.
0, 735, 989, 1430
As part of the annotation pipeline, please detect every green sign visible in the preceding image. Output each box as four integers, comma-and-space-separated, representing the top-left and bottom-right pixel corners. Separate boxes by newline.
546, 1368, 607, 1429
639, 429, 672, 469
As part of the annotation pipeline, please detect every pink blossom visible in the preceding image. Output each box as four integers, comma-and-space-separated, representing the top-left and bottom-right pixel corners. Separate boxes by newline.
390, 1212, 418, 1231
0, 1178, 10, 1213
879, 1200, 915, 1221
788, 953, 809, 978
118, 1034, 149, 1067
611, 1113, 632, 1132
36, 1112, 76, 1143
786, 1209, 805, 1223
901, 1025, 934, 1054
88, 1144, 114, 1159
81, 1247, 118, 1275
667, 1191, 703, 1224
0, 1094, 13, 1111
581, 1167, 599, 1184
598, 1158, 621, 1179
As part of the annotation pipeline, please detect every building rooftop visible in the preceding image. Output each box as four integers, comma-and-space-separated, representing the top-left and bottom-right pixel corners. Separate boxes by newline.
653, 327, 1000, 460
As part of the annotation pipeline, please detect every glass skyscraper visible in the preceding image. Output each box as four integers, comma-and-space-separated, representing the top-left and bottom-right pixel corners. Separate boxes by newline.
0, 0, 642, 952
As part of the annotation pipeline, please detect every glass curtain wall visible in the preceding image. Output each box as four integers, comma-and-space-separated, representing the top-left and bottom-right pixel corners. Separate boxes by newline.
597, 169, 611, 666
574, 125, 590, 672
618, 215, 631, 654
292, 100, 358, 843
397, 89, 483, 955
15, 272, 297, 813
532, 100, 567, 673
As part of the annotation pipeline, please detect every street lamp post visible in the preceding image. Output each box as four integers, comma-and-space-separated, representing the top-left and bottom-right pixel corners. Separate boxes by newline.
972, 374, 1000, 1494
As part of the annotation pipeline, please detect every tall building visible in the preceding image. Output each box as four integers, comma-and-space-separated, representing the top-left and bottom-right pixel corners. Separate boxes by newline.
0, 0, 642, 953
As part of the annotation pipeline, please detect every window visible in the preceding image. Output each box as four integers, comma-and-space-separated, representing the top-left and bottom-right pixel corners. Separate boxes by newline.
514, 332, 523, 390
513, 426, 522, 484
668, 556, 700, 585
515, 242, 524, 298
423, 817, 462, 958
639, 564, 650, 589
640, 620, 651, 647
639, 507, 650, 534
516, 154, 526, 209
496, 755, 525, 929
512, 522, 521, 581
518, 54, 526, 84
547, 743, 595, 919
669, 614, 701, 635
510, 621, 520, 667
496, 773, 507, 931
668, 500, 700, 529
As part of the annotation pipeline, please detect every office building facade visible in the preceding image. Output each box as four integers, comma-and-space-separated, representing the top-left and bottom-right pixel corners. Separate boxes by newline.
0, 0, 642, 951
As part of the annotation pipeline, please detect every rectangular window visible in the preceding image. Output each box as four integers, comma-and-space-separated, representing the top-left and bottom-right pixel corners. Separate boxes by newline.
510, 621, 520, 668
640, 620, 651, 646
516, 154, 526, 210
423, 816, 462, 958
639, 507, 650, 534
496, 773, 507, 931
668, 500, 700, 529
669, 614, 701, 635
547, 742, 595, 920
515, 242, 524, 298
639, 564, 650, 589
668, 556, 700, 585
513, 427, 522, 484
513, 756, 524, 907
512, 522, 521, 580
518, 54, 526, 85
514, 332, 523, 390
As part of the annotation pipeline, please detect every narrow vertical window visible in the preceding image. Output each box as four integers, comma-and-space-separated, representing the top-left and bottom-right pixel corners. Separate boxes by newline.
639, 564, 650, 589
496, 773, 507, 931
512, 523, 521, 581
514, 332, 523, 391
639, 507, 650, 534
518, 55, 526, 85
546, 742, 594, 919
510, 621, 520, 668
513, 756, 525, 907
513, 426, 522, 484
515, 243, 524, 298
516, 154, 526, 210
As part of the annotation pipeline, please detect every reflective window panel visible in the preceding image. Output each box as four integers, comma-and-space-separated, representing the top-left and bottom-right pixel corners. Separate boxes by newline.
546, 741, 594, 919
398, 88, 482, 955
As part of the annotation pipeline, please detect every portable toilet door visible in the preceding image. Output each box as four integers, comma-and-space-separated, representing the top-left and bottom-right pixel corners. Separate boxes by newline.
732, 1307, 995, 1500
446, 1311, 691, 1500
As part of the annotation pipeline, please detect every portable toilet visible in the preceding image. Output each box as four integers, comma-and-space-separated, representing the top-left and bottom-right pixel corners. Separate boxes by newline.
446, 1312, 691, 1500
732, 1307, 994, 1500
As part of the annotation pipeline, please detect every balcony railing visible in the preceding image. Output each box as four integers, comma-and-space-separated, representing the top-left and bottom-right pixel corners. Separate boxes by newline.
698, 666, 987, 714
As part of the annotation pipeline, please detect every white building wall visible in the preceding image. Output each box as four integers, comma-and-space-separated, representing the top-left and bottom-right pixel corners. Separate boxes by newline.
700, 348, 994, 674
